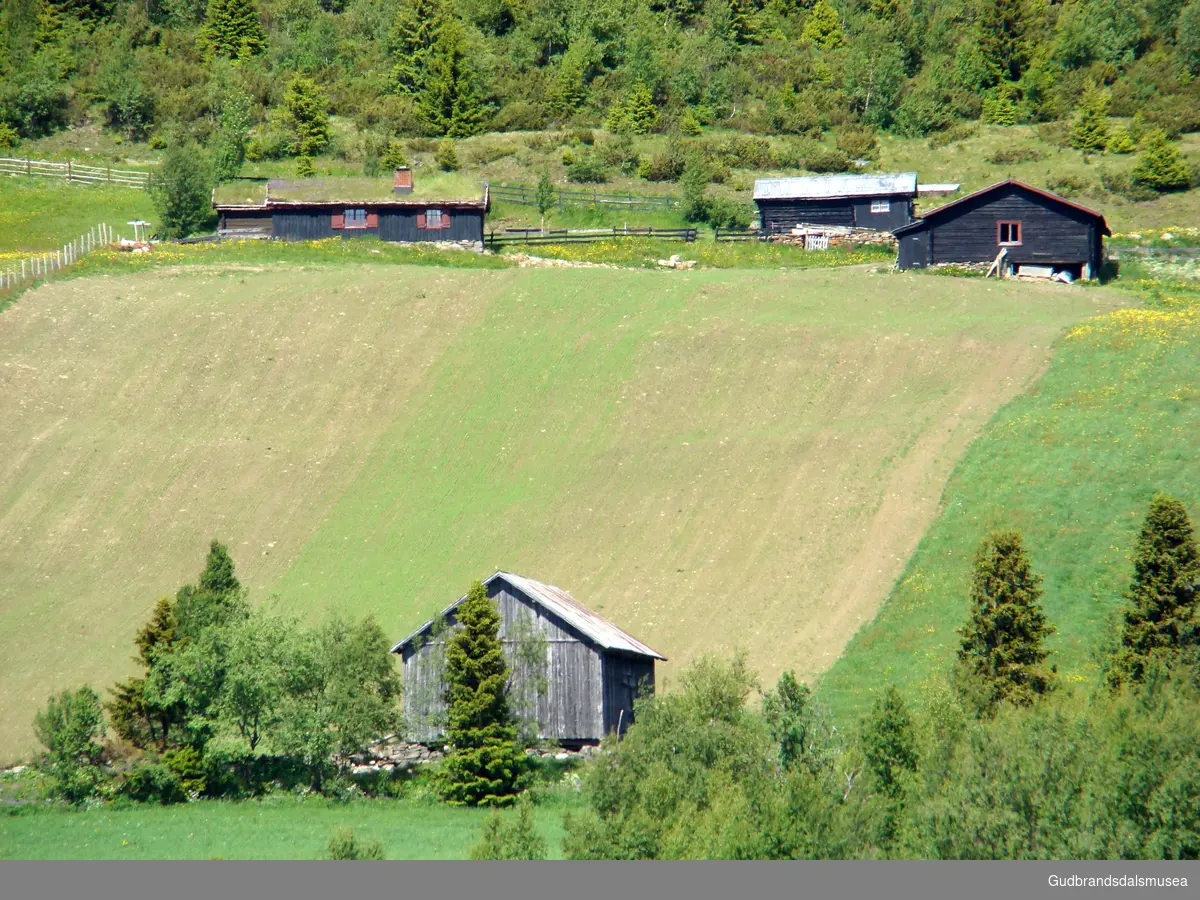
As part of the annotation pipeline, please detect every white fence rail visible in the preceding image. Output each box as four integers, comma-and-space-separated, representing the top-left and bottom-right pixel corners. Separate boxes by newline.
0, 157, 152, 189
0, 223, 121, 292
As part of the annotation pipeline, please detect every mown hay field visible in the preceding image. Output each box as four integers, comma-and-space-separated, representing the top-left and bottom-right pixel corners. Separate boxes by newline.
0, 261, 1125, 760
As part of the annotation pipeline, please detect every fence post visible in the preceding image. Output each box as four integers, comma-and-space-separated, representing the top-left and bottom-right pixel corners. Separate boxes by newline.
107, 167, 111, 183
26, 158, 30, 176
21, 259, 26, 280
67, 160, 71, 183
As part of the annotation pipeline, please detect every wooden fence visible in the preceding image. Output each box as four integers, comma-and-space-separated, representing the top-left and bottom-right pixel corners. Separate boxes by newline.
0, 223, 120, 291
712, 227, 767, 242
0, 157, 152, 189
489, 183, 679, 211
485, 226, 696, 248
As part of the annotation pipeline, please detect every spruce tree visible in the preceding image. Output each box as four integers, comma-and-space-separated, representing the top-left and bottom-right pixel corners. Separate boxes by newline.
199, 0, 267, 62
535, 169, 554, 233
1132, 129, 1191, 192
416, 16, 487, 138
801, 0, 843, 49
1109, 495, 1200, 686
973, 0, 1035, 84
1069, 85, 1110, 153
150, 143, 215, 239
282, 75, 330, 157
439, 580, 528, 806
106, 596, 182, 749
434, 137, 458, 171
957, 530, 1056, 712
862, 686, 918, 799
391, 0, 443, 94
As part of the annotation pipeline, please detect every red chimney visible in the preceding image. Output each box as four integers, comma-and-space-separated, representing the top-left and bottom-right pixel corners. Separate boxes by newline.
393, 166, 413, 195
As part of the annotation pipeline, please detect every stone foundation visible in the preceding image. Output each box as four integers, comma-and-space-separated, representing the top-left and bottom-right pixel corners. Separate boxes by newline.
346, 734, 599, 775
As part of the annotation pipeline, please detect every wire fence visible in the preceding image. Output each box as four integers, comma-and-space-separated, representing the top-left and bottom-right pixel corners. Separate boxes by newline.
0, 157, 152, 189
485, 226, 697, 248
489, 183, 679, 211
0, 223, 121, 291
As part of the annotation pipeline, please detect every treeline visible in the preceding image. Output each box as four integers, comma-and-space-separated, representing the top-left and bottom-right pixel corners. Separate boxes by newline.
476, 493, 1200, 859
3, 0, 1200, 157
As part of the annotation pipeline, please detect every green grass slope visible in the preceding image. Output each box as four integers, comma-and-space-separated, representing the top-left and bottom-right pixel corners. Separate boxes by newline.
819, 289, 1200, 722
0, 176, 155, 254
0, 795, 578, 859
0, 262, 1125, 761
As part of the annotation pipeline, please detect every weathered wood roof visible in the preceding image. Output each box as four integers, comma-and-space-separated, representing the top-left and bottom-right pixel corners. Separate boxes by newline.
390, 572, 666, 660
895, 178, 1110, 235
753, 172, 918, 201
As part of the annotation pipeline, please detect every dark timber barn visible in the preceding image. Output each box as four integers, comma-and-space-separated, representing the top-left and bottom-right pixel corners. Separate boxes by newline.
212, 167, 489, 245
894, 178, 1109, 279
753, 172, 918, 235
391, 572, 665, 746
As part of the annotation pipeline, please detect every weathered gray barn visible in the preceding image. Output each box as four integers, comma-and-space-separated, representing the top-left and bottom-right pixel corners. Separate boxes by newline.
753, 172, 918, 234
391, 572, 665, 746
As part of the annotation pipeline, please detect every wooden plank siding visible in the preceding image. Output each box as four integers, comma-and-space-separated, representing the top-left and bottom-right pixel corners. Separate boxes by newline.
268, 207, 485, 243
756, 195, 914, 234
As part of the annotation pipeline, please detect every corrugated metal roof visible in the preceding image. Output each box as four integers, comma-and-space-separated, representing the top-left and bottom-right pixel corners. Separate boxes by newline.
390, 572, 666, 660
754, 172, 918, 201
917, 183, 960, 194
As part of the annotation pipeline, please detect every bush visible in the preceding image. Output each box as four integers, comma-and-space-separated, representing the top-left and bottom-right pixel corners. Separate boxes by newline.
492, 101, 547, 132
986, 147, 1042, 165
326, 827, 385, 860
1045, 174, 1091, 198
1106, 127, 1136, 154
638, 139, 688, 182
163, 746, 207, 796
466, 137, 518, 166
296, 155, 316, 177
0, 122, 18, 148
835, 126, 878, 161
569, 128, 595, 146
1099, 169, 1159, 201
927, 123, 976, 150
407, 137, 438, 154
565, 149, 609, 183
245, 129, 290, 162
1132, 129, 1190, 192
804, 146, 851, 173
117, 760, 187, 805
678, 109, 702, 136
470, 794, 547, 859
705, 196, 753, 230
597, 134, 639, 174
34, 686, 108, 804
435, 138, 459, 171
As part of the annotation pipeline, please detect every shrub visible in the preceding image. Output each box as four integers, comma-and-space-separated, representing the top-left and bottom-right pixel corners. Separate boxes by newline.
435, 138, 459, 171
638, 139, 688, 182
470, 794, 547, 859
245, 129, 290, 162
1106, 127, 1136, 154
466, 137, 518, 166
492, 101, 547, 132
1045, 174, 1090, 198
927, 123, 976, 149
34, 686, 108, 804
151, 144, 216, 240
406, 137, 438, 154
704, 196, 753, 230
163, 746, 207, 796
326, 827, 385, 860
1099, 169, 1159, 201
295, 155, 316, 177
570, 128, 595, 146
894, 87, 951, 137
118, 760, 187, 805
835, 125, 878, 161
804, 146, 851, 173
1132, 129, 1190, 192
597, 134, 639, 174
565, 149, 609, 183
679, 109, 702, 136
0, 122, 18, 148
986, 147, 1041, 165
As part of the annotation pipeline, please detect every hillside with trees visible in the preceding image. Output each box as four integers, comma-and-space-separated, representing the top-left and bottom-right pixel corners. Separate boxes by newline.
3, 0, 1200, 194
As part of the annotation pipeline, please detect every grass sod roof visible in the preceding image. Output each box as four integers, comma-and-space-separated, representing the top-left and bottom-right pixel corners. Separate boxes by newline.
212, 173, 488, 208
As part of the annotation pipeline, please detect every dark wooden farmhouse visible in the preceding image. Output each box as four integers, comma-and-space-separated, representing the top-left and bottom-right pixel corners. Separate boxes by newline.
391, 572, 665, 746
753, 172, 918, 235
894, 178, 1110, 279
212, 167, 489, 245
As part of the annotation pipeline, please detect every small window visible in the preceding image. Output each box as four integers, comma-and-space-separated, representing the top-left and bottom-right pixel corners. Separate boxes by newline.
998, 221, 1022, 246
344, 208, 368, 229
425, 208, 443, 229
870, 199, 890, 214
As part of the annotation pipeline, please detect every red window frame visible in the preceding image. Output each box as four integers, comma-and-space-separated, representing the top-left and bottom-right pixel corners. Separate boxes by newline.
343, 208, 369, 230
997, 221, 1022, 246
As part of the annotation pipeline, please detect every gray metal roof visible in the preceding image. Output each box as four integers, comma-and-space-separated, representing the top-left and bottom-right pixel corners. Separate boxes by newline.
390, 571, 666, 660
753, 172, 918, 201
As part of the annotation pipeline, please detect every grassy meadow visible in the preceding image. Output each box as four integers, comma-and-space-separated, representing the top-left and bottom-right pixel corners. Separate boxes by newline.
0, 261, 1126, 761
0, 175, 155, 254
820, 270, 1200, 721
0, 794, 581, 859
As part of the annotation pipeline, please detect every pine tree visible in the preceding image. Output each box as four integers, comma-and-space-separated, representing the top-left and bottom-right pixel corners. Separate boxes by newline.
802, 0, 843, 49
1109, 495, 1200, 686
469, 794, 547, 859
1131, 129, 1191, 192
535, 169, 554, 233
199, 0, 267, 62
213, 86, 251, 183
1069, 85, 1110, 153
416, 16, 487, 138
391, 0, 444, 94
439, 580, 528, 806
1106, 126, 1136, 154
434, 137, 458, 171
957, 530, 1056, 713
281, 75, 330, 157
607, 83, 658, 135
107, 596, 183, 749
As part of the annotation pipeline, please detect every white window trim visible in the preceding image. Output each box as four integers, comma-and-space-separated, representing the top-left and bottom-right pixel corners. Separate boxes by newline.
870, 199, 891, 214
